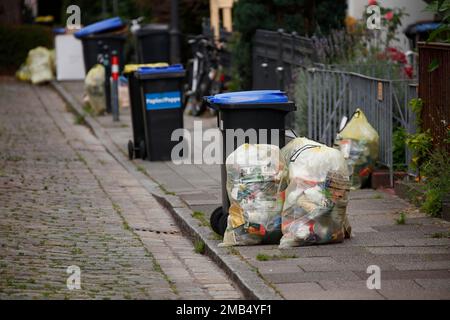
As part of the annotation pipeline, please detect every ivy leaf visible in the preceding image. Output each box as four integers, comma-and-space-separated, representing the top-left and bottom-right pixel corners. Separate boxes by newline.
428, 58, 440, 72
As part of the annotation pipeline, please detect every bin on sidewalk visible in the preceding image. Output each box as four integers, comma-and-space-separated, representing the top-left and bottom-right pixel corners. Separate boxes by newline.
134, 24, 170, 64
204, 90, 296, 236
80, 34, 127, 74
123, 63, 169, 160
75, 17, 127, 114
135, 64, 186, 161
75, 17, 127, 73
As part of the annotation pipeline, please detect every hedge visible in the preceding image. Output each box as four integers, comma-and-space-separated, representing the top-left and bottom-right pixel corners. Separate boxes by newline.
0, 24, 54, 74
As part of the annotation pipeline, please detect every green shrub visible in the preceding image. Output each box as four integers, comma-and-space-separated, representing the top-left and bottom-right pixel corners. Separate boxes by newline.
0, 24, 53, 74
393, 126, 407, 171
231, 0, 347, 89
420, 148, 450, 217
292, 68, 309, 137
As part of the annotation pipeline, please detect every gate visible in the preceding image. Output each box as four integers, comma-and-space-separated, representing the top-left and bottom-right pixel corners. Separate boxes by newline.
306, 68, 417, 186
252, 29, 317, 90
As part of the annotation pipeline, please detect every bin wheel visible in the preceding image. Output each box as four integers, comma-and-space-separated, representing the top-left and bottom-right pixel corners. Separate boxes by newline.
218, 212, 228, 236
128, 140, 134, 160
139, 140, 146, 160
210, 206, 228, 236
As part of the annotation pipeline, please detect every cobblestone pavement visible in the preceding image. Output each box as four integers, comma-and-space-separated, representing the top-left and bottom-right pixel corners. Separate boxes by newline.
57, 81, 450, 300
0, 78, 242, 300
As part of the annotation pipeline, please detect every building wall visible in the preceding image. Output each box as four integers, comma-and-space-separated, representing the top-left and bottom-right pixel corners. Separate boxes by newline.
347, 0, 434, 50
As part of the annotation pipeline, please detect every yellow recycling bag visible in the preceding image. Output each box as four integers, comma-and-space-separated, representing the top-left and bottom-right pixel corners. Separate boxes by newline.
335, 109, 379, 189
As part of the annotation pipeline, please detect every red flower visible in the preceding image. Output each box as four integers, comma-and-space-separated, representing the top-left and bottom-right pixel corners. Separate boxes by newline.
385, 11, 394, 21
404, 65, 413, 79
386, 47, 407, 65
368, 0, 377, 5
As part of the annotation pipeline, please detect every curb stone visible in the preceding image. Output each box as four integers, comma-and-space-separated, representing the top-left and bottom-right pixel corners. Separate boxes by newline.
50, 80, 283, 300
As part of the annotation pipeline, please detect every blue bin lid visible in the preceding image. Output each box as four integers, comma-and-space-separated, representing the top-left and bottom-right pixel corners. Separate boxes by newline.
53, 27, 66, 35
207, 90, 289, 105
74, 17, 124, 38
137, 64, 185, 75
415, 22, 441, 33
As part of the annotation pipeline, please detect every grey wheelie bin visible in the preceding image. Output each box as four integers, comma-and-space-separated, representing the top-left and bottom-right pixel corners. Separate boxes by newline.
204, 90, 296, 238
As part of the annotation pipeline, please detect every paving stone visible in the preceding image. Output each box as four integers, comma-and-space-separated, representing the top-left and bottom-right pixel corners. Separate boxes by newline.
318, 279, 423, 291
264, 271, 360, 284
292, 289, 384, 300
367, 246, 450, 255
276, 282, 324, 299
414, 278, 450, 290
390, 260, 450, 271
378, 289, 450, 300
353, 270, 450, 281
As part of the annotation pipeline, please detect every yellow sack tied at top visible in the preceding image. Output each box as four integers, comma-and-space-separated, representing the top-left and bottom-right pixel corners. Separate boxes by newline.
335, 108, 379, 189
16, 47, 54, 84
84, 64, 106, 115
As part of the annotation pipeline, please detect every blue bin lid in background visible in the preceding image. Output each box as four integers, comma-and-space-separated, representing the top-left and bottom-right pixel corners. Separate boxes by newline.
137, 64, 185, 75
415, 22, 441, 33
53, 27, 66, 35
74, 17, 124, 38
207, 90, 289, 105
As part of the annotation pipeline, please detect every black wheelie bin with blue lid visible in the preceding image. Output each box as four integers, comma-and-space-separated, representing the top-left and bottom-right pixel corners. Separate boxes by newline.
75, 17, 127, 114
135, 64, 186, 161
75, 17, 126, 73
123, 63, 169, 160
204, 90, 296, 237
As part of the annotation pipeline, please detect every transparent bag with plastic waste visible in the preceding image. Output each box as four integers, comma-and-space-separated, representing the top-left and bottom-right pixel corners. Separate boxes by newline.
279, 137, 351, 248
335, 108, 379, 189
220, 144, 287, 247
27, 47, 54, 84
84, 64, 106, 115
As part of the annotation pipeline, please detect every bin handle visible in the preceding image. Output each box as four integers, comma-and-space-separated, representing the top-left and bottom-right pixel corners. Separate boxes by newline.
203, 96, 217, 110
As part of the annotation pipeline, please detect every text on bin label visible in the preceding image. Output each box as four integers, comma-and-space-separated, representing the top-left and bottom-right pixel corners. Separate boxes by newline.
145, 91, 181, 110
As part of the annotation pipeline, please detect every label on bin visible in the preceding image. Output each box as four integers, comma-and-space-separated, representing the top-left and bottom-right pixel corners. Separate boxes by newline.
145, 91, 181, 110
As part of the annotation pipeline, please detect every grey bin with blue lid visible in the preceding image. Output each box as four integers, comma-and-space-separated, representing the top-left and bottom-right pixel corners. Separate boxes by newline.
75, 17, 127, 74
204, 90, 296, 238
135, 64, 186, 161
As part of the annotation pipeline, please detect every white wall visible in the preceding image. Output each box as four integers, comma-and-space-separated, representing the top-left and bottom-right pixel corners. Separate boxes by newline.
347, 0, 434, 50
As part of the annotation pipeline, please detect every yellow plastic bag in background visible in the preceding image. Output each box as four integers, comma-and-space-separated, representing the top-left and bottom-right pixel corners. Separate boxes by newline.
84, 64, 106, 115
16, 46, 54, 84
335, 109, 379, 189
16, 63, 31, 82
28, 47, 54, 84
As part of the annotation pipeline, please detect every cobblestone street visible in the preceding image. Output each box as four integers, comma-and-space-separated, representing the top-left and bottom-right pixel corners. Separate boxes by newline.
0, 78, 242, 300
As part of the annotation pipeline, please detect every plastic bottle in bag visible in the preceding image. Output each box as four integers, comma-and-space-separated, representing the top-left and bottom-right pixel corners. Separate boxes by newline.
220, 144, 287, 247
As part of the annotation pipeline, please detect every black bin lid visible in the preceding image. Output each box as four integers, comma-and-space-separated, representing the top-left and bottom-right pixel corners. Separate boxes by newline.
135, 24, 169, 36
